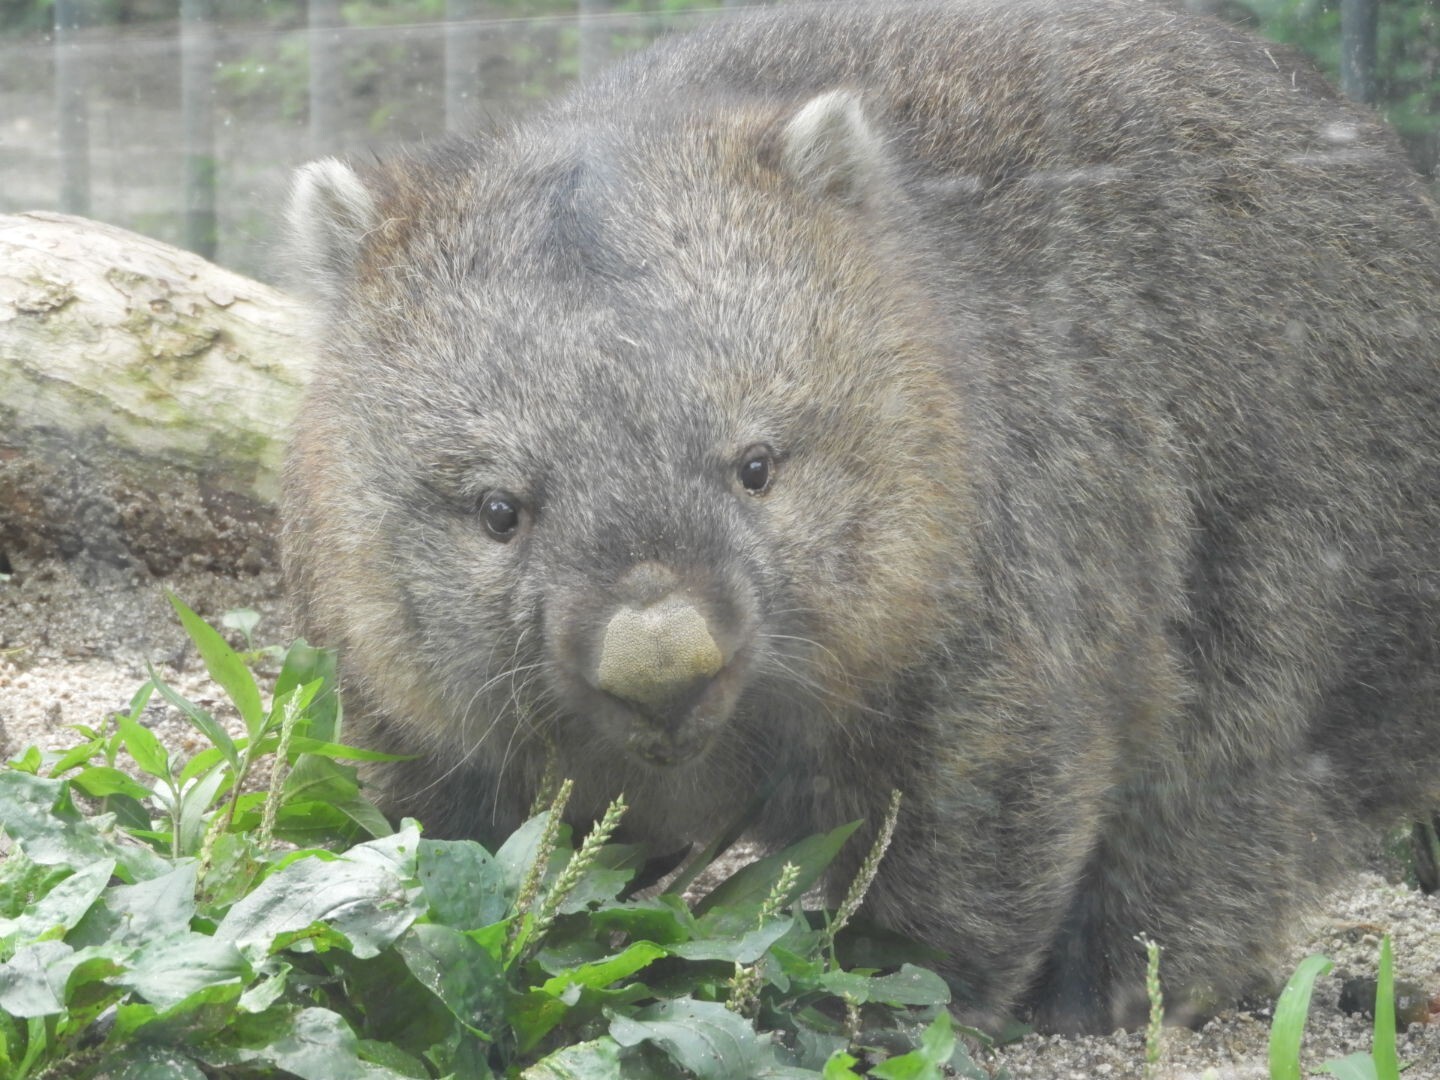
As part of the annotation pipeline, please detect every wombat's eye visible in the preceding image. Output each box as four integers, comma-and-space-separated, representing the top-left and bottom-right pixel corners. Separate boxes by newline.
481, 492, 522, 540
737, 446, 776, 495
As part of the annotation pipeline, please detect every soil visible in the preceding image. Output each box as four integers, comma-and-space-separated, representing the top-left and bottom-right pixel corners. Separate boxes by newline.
1, 552, 1436, 1078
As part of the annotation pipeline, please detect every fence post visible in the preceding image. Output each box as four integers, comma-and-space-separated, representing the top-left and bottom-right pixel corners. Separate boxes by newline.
1340, 0, 1379, 105
309, 0, 343, 157
578, 0, 609, 84
180, 0, 217, 259
54, 0, 90, 216
445, 0, 484, 134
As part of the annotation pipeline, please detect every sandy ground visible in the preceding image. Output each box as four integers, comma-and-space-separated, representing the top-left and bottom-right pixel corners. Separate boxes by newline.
1, 554, 1436, 1078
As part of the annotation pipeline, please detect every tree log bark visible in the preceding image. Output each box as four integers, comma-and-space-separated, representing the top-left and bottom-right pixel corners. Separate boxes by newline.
0, 211, 310, 576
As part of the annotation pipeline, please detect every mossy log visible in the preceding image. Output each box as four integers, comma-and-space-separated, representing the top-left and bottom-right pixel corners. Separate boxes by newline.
0, 212, 309, 576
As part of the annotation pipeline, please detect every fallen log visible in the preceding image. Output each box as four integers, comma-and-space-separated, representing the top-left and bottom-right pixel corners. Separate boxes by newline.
0, 212, 310, 576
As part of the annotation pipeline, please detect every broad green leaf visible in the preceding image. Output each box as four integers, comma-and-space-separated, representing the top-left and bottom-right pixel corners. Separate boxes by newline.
795, 1030, 851, 1071
72, 864, 199, 951
274, 640, 340, 743
468, 920, 512, 962
279, 754, 392, 838
348, 821, 422, 878
238, 962, 292, 1015
542, 942, 668, 996
113, 977, 246, 1043
0, 771, 166, 881
197, 831, 266, 910
588, 897, 697, 946
99, 1043, 209, 1079
394, 923, 506, 1035
695, 820, 861, 917
823, 1050, 863, 1079
268, 800, 384, 846
118, 934, 250, 1011
69, 765, 153, 802
146, 666, 239, 772
555, 845, 644, 914
357, 1037, 433, 1079
867, 1054, 941, 1080
177, 745, 228, 787
497, 812, 569, 899
332, 948, 456, 1055
1319, 1054, 1380, 1080
0, 848, 73, 921
167, 593, 265, 737
47, 735, 107, 777
418, 839, 508, 929
868, 1012, 955, 1079
269, 678, 322, 732
285, 736, 410, 763
608, 998, 763, 1080
1269, 953, 1335, 1080
510, 980, 653, 1055
818, 964, 950, 1008
215, 853, 417, 961
101, 792, 154, 835
7, 1014, 49, 1078
60, 950, 130, 1039
522, 1036, 624, 1079
197, 1006, 420, 1080
510, 987, 577, 1057
0, 858, 113, 944
116, 712, 172, 782
271, 921, 357, 954
0, 939, 79, 1017
671, 919, 793, 964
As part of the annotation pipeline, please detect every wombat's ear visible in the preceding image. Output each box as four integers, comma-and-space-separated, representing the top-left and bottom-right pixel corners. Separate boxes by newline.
286, 158, 379, 301
779, 89, 893, 207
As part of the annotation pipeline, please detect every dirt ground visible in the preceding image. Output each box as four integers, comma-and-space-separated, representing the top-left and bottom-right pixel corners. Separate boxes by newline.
1, 553, 1436, 1079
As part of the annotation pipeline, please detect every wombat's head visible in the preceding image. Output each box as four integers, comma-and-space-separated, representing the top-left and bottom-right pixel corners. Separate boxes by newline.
282, 90, 973, 808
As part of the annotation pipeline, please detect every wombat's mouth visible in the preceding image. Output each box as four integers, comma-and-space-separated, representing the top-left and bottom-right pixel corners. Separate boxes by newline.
565, 576, 753, 768
625, 724, 712, 767
599, 652, 750, 768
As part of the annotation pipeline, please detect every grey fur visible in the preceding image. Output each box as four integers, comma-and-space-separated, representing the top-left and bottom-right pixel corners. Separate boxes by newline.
282, 0, 1440, 1033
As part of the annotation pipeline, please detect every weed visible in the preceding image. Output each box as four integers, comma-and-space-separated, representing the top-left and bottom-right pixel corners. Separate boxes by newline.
1269, 937, 1406, 1080
0, 600, 977, 1078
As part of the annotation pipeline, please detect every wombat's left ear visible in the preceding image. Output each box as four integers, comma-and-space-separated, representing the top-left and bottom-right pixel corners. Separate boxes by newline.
286, 158, 379, 304
779, 90, 893, 207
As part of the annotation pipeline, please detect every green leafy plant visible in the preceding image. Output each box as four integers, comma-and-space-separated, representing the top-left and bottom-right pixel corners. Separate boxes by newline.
1268, 937, 1406, 1080
0, 599, 981, 1079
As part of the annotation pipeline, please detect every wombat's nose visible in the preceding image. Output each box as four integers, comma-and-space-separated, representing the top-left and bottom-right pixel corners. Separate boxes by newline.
595, 593, 723, 720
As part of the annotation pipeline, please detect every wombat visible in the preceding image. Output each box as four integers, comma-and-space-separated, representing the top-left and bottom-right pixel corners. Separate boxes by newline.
281, 0, 1440, 1034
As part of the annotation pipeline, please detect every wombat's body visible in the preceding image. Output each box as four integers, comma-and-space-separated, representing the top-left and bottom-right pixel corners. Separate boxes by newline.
283, 0, 1440, 1033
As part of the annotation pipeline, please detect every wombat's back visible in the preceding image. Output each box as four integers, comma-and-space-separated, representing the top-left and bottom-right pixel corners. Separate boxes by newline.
283, 0, 1440, 1034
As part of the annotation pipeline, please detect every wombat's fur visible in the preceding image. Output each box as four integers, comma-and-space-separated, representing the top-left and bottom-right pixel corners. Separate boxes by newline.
282, 0, 1440, 1034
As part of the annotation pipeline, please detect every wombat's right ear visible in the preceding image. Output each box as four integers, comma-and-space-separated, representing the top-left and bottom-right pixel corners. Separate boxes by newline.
779, 89, 893, 208
286, 158, 379, 302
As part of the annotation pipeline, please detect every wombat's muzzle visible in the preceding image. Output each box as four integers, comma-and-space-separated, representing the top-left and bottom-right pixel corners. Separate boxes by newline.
585, 563, 744, 765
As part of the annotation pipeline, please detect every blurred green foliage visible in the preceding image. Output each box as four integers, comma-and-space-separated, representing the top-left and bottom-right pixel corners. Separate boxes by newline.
1249, 0, 1440, 173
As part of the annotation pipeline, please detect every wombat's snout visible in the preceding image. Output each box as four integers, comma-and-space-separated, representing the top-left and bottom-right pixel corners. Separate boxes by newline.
586, 562, 741, 765
596, 596, 724, 714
